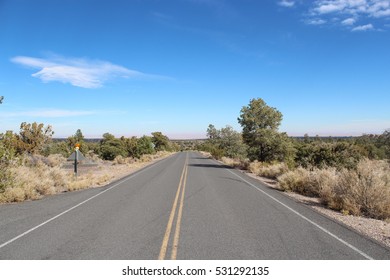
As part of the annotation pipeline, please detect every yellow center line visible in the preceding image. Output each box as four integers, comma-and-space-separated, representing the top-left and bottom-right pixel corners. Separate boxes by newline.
158, 153, 189, 260
170, 162, 188, 260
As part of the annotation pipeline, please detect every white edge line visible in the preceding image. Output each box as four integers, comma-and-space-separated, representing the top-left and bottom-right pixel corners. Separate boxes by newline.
225, 169, 374, 260
0, 156, 171, 250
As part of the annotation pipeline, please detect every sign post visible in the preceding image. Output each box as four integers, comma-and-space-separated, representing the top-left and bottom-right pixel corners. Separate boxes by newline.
67, 143, 86, 179
74, 144, 80, 178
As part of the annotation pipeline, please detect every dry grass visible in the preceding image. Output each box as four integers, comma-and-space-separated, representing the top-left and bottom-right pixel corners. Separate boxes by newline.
326, 159, 390, 219
221, 157, 250, 170
1, 164, 69, 202
277, 159, 390, 220
0, 152, 174, 203
249, 161, 289, 179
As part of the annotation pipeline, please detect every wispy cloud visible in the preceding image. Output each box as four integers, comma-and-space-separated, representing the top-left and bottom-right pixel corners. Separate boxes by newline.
0, 109, 95, 118
352, 23, 375, 30
11, 55, 162, 89
278, 0, 295, 8
306, 18, 327, 25
341, 17, 357, 25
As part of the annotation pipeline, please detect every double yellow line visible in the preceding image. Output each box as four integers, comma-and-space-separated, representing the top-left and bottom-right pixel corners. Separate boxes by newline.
158, 153, 189, 260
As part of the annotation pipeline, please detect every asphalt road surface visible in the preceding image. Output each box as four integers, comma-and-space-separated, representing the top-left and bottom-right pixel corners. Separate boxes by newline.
1, 152, 389, 260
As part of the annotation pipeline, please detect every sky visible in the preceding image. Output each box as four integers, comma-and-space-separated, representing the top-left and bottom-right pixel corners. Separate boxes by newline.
1, 0, 389, 139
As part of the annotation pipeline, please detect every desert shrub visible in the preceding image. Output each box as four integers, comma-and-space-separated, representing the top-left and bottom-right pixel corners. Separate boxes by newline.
99, 133, 127, 160
15, 122, 54, 155
0, 155, 70, 203
221, 157, 249, 170
323, 159, 390, 219
140, 154, 154, 163
1, 187, 26, 203
312, 168, 339, 204
86, 151, 103, 163
0, 164, 13, 195
100, 144, 127, 161
279, 167, 339, 198
112, 155, 137, 165
210, 146, 224, 160
295, 141, 362, 169
278, 159, 390, 220
47, 154, 66, 167
277, 167, 314, 196
113, 155, 126, 165
250, 161, 289, 179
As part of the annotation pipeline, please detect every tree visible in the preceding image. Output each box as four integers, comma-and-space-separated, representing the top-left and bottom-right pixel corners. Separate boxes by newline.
137, 136, 155, 156
204, 124, 247, 160
67, 129, 87, 154
99, 133, 127, 160
378, 130, 390, 159
238, 98, 294, 163
0, 131, 17, 161
151, 132, 171, 151
15, 122, 54, 154
207, 124, 219, 143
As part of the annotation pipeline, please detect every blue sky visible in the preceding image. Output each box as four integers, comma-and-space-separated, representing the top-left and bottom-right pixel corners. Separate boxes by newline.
1, 0, 389, 138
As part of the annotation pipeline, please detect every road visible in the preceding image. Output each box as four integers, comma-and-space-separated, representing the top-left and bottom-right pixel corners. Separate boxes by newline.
0, 151, 389, 260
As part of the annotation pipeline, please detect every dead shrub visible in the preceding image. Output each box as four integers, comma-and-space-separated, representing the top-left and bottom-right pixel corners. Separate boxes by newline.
85, 151, 103, 164
1, 158, 70, 202
277, 167, 315, 196
250, 161, 289, 179
278, 159, 390, 220
221, 157, 249, 169
1, 187, 26, 203
47, 154, 66, 167
113, 155, 126, 165
327, 159, 390, 219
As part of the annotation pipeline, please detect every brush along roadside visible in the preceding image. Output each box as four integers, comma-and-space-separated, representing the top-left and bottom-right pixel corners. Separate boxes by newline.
0, 151, 174, 203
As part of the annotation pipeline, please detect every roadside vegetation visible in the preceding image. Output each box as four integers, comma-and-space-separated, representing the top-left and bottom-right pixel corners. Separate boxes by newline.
2, 97, 390, 221
197, 98, 390, 220
0, 123, 177, 203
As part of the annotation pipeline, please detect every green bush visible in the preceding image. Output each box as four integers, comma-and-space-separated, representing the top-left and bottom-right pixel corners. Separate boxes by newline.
295, 141, 362, 169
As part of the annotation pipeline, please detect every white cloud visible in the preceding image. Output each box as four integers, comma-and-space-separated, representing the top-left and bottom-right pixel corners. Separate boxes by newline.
368, 0, 390, 17
341, 17, 357, 24
11, 55, 154, 89
352, 23, 374, 30
278, 0, 295, 7
307, 18, 327, 25
305, 0, 390, 30
315, 2, 345, 14
311, 0, 390, 17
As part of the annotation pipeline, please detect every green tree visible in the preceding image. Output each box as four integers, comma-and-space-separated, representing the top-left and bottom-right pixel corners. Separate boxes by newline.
295, 140, 363, 169
378, 130, 390, 159
67, 129, 87, 154
207, 124, 219, 143
137, 136, 155, 156
238, 98, 294, 163
16, 122, 54, 154
124, 136, 141, 158
99, 133, 127, 160
151, 132, 171, 151
0, 131, 17, 161
204, 124, 247, 160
